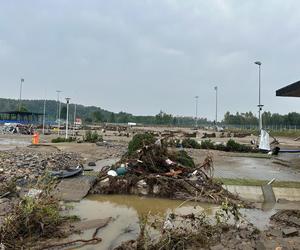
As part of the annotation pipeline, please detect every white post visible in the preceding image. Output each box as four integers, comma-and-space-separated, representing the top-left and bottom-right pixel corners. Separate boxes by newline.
195, 96, 198, 128
42, 98, 46, 135
214, 86, 218, 124
19, 78, 24, 111
65, 98, 70, 139
73, 103, 77, 136
255, 61, 263, 131
57, 91, 62, 136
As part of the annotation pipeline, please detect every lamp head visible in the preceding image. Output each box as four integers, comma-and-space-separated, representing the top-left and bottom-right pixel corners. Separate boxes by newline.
254, 61, 262, 66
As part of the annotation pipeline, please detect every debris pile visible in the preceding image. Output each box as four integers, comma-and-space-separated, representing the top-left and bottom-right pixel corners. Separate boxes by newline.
90, 134, 244, 204
0, 177, 82, 249
0, 123, 34, 135
270, 210, 300, 229
116, 201, 259, 250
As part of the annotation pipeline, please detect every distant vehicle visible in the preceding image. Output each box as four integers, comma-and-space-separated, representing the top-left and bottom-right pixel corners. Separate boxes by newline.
128, 122, 137, 126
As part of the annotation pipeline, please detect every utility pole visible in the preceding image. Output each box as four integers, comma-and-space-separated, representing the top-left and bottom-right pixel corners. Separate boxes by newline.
195, 96, 199, 128
19, 78, 24, 111
56, 90, 61, 121
73, 103, 77, 136
65, 97, 71, 139
42, 92, 46, 135
57, 91, 62, 136
255, 61, 263, 131
214, 86, 218, 124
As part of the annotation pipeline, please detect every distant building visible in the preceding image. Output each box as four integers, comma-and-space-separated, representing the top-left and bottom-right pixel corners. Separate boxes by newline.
0, 111, 44, 124
75, 118, 82, 126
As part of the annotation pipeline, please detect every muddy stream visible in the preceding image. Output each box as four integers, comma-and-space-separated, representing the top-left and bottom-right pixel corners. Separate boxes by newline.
65, 194, 299, 250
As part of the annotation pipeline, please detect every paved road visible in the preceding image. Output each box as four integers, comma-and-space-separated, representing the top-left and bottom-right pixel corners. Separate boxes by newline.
213, 156, 300, 181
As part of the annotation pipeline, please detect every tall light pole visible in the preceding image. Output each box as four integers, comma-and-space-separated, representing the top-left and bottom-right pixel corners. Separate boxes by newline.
255, 61, 263, 131
214, 86, 218, 124
19, 78, 24, 111
73, 103, 77, 136
56, 90, 61, 121
42, 91, 47, 135
195, 96, 199, 128
56, 90, 62, 136
65, 97, 71, 139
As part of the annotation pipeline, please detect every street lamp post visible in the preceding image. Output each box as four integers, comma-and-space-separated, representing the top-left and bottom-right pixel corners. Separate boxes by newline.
214, 86, 218, 124
65, 98, 71, 139
254, 61, 263, 131
19, 78, 24, 111
73, 103, 77, 136
56, 90, 62, 136
42, 96, 46, 135
195, 96, 199, 128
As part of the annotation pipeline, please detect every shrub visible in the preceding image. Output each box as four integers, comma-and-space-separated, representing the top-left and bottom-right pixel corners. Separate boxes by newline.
226, 139, 252, 152
84, 130, 103, 143
51, 137, 75, 143
182, 138, 201, 149
200, 140, 215, 149
214, 143, 228, 151
128, 133, 156, 155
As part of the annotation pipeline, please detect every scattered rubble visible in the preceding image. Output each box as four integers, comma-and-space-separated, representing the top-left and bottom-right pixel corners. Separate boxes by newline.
270, 210, 300, 228
0, 123, 34, 135
0, 149, 83, 189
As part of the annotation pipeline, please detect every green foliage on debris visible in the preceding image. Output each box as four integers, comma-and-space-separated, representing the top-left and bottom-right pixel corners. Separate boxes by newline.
51, 137, 76, 143
0, 177, 73, 249
84, 130, 103, 143
215, 199, 242, 225
172, 150, 195, 168
128, 133, 156, 155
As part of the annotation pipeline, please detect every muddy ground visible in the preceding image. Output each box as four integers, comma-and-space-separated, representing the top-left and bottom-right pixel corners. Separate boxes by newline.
1, 125, 300, 249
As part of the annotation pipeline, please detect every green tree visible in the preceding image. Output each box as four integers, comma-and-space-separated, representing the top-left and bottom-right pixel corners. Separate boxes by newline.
109, 113, 116, 123
19, 105, 28, 112
60, 106, 67, 120
92, 110, 103, 122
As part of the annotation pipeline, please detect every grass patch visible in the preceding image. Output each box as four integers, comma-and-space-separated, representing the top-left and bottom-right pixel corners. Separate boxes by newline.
51, 137, 76, 143
227, 152, 272, 159
215, 178, 300, 188
269, 130, 300, 138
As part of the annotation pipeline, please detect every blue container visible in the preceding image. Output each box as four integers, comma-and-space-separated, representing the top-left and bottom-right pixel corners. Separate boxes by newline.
116, 167, 127, 176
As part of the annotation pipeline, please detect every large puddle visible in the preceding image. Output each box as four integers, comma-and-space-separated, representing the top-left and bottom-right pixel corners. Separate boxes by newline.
70, 195, 217, 250
68, 194, 285, 250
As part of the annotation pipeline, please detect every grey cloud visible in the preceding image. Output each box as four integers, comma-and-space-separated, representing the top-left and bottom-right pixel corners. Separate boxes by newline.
0, 0, 299, 120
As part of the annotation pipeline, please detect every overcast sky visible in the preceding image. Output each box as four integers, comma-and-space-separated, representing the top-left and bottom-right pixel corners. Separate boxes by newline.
0, 0, 299, 120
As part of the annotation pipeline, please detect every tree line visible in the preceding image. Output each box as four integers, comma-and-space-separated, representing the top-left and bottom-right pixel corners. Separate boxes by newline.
223, 111, 300, 126
0, 98, 209, 126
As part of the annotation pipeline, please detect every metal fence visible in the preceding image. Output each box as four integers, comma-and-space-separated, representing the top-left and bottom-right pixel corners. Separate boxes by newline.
225, 124, 300, 131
